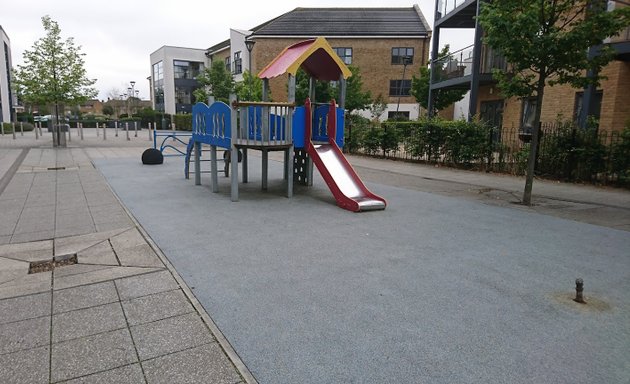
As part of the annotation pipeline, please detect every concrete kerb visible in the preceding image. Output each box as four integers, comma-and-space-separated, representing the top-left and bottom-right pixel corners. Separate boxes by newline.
96, 160, 258, 384
0, 149, 28, 196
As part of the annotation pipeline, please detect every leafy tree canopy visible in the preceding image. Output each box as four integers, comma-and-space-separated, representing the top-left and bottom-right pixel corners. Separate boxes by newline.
478, 0, 630, 205
235, 70, 264, 102
412, 45, 466, 115
294, 65, 371, 112
479, 0, 630, 98
14, 15, 97, 108
194, 60, 235, 104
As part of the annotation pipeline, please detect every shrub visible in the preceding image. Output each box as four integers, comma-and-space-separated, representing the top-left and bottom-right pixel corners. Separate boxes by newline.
610, 126, 630, 186
173, 113, 192, 131
1, 122, 35, 133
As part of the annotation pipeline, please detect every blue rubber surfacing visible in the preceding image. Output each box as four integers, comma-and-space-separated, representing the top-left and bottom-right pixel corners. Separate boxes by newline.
95, 156, 630, 384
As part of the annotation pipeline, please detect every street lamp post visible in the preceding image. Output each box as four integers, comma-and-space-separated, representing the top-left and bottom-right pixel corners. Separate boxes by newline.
129, 81, 136, 116
245, 38, 256, 100
396, 56, 413, 115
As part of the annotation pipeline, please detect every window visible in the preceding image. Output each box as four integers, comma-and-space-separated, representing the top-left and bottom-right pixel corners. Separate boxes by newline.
152, 61, 164, 112
175, 86, 192, 104
387, 111, 410, 120
225, 57, 231, 72
389, 80, 411, 96
152, 61, 163, 81
574, 91, 603, 125
333, 47, 352, 64
521, 98, 537, 133
174, 60, 189, 79
392, 47, 414, 65
233, 51, 242, 74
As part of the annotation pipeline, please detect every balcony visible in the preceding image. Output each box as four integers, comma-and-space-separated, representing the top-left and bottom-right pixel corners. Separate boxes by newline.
435, 0, 478, 28
430, 44, 507, 89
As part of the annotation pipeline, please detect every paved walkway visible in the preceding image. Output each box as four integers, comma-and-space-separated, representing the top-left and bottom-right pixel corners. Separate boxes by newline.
0, 131, 249, 383
0, 130, 628, 383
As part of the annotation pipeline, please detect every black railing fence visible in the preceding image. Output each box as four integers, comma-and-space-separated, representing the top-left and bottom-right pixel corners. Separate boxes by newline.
344, 118, 630, 187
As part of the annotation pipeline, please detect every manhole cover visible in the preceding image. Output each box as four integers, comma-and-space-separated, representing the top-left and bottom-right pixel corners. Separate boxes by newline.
28, 253, 78, 274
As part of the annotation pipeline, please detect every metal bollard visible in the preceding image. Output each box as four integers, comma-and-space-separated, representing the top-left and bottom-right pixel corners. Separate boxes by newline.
20, 122, 24, 136
35, 123, 39, 139
12, 122, 16, 139
115, 121, 118, 137
38, 123, 43, 136
148, 122, 152, 141
96, 123, 100, 137
102, 123, 107, 140
134, 121, 138, 137
79, 123, 84, 140
125, 122, 130, 141
67, 122, 72, 142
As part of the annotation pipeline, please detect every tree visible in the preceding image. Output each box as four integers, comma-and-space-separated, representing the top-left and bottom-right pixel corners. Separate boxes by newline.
235, 70, 264, 101
194, 60, 234, 104
295, 68, 334, 105
478, 0, 630, 205
294, 65, 371, 112
14, 15, 97, 144
411, 45, 466, 115
102, 105, 114, 116
370, 93, 388, 122
344, 65, 372, 113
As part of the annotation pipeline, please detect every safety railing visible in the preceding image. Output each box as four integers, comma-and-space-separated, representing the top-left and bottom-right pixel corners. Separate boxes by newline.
431, 44, 507, 83
233, 101, 294, 147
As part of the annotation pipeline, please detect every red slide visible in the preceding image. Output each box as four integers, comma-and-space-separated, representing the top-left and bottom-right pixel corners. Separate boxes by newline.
305, 99, 386, 212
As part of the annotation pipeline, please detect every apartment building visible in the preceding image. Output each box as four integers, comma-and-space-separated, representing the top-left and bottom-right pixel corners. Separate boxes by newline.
151, 6, 431, 120
0, 25, 14, 123
149, 46, 207, 115
429, 0, 630, 134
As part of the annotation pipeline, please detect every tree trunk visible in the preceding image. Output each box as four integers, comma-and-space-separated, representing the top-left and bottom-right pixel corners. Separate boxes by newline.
522, 76, 546, 205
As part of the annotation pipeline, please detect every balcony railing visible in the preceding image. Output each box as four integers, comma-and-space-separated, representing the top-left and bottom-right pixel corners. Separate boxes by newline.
607, 25, 630, 44
436, 0, 470, 20
431, 44, 507, 83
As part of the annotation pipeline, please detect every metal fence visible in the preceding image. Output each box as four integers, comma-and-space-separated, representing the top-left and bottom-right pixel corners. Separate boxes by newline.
344, 120, 629, 187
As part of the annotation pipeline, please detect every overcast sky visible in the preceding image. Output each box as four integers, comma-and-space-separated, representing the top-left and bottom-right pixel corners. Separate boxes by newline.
2, 1, 469, 101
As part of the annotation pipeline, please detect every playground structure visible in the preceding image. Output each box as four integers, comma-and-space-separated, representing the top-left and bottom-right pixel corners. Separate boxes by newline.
186, 37, 386, 212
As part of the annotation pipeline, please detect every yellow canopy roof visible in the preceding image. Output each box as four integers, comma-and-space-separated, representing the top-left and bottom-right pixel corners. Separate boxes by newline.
258, 37, 352, 81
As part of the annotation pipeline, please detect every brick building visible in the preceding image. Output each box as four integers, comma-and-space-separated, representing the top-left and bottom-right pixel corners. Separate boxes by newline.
172, 6, 432, 120
429, 0, 630, 134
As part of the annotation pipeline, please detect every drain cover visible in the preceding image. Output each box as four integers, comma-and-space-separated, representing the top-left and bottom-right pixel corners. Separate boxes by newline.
28, 253, 77, 274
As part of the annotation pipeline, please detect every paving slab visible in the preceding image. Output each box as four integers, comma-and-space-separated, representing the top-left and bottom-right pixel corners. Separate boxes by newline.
143, 343, 242, 384
0, 256, 29, 284
0, 271, 52, 299
0, 291, 51, 324
51, 328, 137, 383
0, 345, 49, 384
61, 363, 146, 384
115, 270, 178, 300
52, 302, 127, 343
10, 230, 55, 244
54, 266, 162, 290
116, 244, 163, 268
130, 312, 214, 361
122, 289, 194, 326
53, 227, 129, 256
76, 240, 119, 265
53, 281, 119, 315
109, 227, 146, 249
0, 315, 50, 354
0, 239, 53, 262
